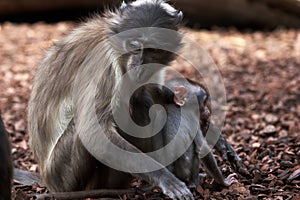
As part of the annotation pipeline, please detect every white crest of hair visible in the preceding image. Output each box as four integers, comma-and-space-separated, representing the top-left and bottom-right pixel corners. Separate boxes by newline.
120, 1, 127, 10
130, 0, 177, 15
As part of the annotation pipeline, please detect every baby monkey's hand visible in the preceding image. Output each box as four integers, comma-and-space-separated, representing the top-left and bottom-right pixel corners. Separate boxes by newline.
174, 86, 187, 106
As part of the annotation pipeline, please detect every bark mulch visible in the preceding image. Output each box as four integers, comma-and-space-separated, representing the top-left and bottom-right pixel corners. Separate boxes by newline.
0, 21, 299, 199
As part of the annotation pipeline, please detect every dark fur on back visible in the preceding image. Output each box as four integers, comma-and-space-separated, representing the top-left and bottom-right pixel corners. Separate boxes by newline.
0, 115, 12, 200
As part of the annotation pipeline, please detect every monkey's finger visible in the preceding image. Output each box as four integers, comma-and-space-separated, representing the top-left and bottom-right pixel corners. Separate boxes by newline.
228, 173, 238, 178
173, 182, 194, 200
224, 173, 239, 186
174, 97, 187, 106
164, 191, 176, 200
161, 179, 194, 200
175, 189, 194, 200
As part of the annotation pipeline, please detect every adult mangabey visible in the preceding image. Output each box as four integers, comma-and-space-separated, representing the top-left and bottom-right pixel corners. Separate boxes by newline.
128, 78, 237, 189
28, 0, 195, 199
0, 114, 12, 200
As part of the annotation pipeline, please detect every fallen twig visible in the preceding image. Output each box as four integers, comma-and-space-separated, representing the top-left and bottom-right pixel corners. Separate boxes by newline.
35, 188, 136, 200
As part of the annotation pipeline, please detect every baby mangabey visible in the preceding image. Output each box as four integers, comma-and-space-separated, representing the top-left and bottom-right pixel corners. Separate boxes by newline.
129, 78, 237, 188
0, 114, 12, 200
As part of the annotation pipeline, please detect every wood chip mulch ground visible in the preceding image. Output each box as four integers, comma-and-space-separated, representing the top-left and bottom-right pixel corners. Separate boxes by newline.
0, 21, 299, 199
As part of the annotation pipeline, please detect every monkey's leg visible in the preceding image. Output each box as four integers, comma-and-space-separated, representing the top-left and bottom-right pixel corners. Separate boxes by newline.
161, 104, 199, 192
194, 131, 237, 187
215, 135, 249, 176
44, 121, 107, 192
187, 146, 200, 189
200, 152, 237, 187
173, 147, 193, 183
77, 124, 194, 200
185, 130, 204, 189
105, 169, 132, 189
206, 123, 248, 176
46, 128, 133, 191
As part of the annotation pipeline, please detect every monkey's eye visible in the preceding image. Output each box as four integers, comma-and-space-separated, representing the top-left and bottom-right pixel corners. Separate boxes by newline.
147, 48, 160, 53
126, 40, 142, 54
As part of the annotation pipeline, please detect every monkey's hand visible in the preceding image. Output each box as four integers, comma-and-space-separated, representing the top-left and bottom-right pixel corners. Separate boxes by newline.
222, 173, 238, 187
174, 86, 187, 107
158, 172, 194, 200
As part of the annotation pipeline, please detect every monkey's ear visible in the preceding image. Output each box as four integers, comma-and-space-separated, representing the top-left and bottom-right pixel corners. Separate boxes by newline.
120, 1, 129, 12
174, 11, 183, 25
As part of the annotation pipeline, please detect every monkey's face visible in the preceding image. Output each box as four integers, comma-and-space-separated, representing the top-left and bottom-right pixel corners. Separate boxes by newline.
123, 38, 177, 83
110, 0, 183, 83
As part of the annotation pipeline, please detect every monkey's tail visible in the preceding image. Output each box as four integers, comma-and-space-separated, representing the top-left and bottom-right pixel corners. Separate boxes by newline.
13, 168, 45, 187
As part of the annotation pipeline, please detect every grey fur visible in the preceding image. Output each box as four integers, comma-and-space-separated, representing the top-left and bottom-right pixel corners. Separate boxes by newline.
28, 1, 195, 199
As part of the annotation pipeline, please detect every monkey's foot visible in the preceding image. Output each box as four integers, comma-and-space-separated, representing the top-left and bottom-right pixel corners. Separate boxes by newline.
174, 86, 187, 106
197, 173, 207, 186
223, 173, 238, 186
159, 176, 194, 200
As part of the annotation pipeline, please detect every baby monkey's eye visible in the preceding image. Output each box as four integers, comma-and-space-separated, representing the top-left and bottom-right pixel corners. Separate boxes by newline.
126, 40, 143, 54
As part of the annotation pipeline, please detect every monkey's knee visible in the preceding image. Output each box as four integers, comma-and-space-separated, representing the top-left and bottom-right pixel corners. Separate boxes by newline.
174, 155, 192, 182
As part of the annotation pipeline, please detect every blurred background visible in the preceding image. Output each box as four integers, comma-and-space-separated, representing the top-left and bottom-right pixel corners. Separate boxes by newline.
0, 0, 299, 199
1, 0, 300, 28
